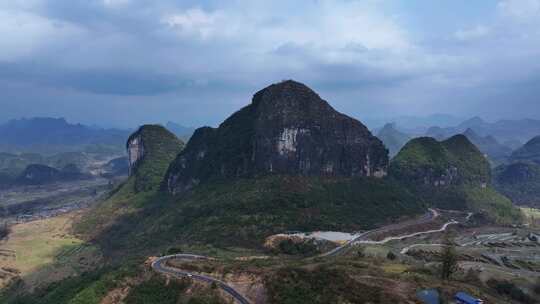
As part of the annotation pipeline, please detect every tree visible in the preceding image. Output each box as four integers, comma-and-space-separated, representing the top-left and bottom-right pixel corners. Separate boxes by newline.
386, 251, 396, 261
440, 235, 458, 280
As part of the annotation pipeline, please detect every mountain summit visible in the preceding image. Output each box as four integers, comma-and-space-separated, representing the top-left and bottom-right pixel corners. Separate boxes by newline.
165, 80, 388, 194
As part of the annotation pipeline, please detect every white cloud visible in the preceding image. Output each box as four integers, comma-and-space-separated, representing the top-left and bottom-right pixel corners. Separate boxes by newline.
497, 0, 540, 20
163, 8, 224, 40
162, 2, 412, 51
0, 10, 85, 61
455, 25, 490, 41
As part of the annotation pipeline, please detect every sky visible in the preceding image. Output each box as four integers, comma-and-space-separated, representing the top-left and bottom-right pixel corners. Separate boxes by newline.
0, 0, 540, 129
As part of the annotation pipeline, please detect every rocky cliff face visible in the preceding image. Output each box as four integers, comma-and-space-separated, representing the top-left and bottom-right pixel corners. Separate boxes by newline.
165, 80, 388, 194
127, 134, 145, 176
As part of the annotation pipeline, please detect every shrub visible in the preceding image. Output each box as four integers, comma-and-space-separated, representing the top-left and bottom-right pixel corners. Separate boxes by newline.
386, 251, 397, 261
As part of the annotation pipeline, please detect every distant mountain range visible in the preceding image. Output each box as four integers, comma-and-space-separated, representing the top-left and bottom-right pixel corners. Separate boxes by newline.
462, 129, 512, 166
0, 117, 131, 154
165, 122, 196, 142
423, 116, 540, 145
376, 123, 411, 157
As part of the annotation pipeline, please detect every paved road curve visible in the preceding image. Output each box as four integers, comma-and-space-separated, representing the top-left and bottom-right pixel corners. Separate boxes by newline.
322, 208, 441, 257
151, 254, 251, 304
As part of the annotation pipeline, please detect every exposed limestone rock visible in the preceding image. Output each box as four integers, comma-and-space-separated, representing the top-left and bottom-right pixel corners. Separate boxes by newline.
127, 135, 144, 176
165, 80, 388, 194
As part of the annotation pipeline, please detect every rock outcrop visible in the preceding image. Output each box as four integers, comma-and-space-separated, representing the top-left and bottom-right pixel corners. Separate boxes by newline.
126, 125, 184, 192
127, 134, 145, 176
165, 80, 388, 194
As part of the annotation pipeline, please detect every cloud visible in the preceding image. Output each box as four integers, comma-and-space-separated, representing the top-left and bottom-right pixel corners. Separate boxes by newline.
497, 0, 540, 21
163, 8, 223, 40
102, 0, 130, 8
455, 25, 490, 41
0, 9, 85, 61
0, 0, 540, 127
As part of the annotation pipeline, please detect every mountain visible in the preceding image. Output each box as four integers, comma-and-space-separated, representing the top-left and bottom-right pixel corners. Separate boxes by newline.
493, 136, 540, 207
165, 122, 196, 142
424, 117, 540, 145
494, 162, 540, 208
126, 125, 184, 192
399, 114, 466, 129
0, 117, 131, 154
390, 135, 520, 223
425, 126, 448, 141
510, 136, 540, 165
390, 135, 491, 188
376, 123, 411, 157
15, 164, 88, 185
100, 156, 129, 178
165, 80, 388, 194
77, 81, 422, 257
462, 128, 512, 165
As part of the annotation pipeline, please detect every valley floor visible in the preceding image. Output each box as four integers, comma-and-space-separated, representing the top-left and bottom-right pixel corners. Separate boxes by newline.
1, 206, 539, 304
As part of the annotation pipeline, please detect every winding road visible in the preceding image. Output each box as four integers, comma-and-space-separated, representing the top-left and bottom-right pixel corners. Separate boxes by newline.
151, 254, 251, 304
151, 209, 470, 303
322, 209, 466, 257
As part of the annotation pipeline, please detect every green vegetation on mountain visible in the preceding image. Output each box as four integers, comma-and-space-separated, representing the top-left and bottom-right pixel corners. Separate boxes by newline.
390, 135, 520, 223
390, 135, 490, 186
493, 137, 540, 207
265, 266, 402, 304
494, 162, 540, 207
127, 125, 184, 192
78, 175, 423, 257
76, 125, 183, 239
510, 136, 540, 164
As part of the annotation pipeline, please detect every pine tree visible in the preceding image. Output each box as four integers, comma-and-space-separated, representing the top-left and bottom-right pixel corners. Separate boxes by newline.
441, 234, 458, 280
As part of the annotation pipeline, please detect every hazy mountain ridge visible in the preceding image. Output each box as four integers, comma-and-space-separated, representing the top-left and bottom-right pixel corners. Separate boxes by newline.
376, 123, 411, 157
0, 117, 131, 154
422, 116, 540, 145
165, 122, 196, 142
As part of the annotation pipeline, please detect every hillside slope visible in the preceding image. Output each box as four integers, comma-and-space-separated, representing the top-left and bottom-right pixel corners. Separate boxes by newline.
494, 162, 540, 208
390, 135, 520, 224
510, 136, 540, 165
